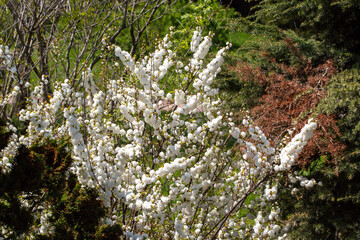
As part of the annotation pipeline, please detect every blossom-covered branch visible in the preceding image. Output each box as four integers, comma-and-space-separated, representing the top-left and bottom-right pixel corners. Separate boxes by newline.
0, 28, 318, 239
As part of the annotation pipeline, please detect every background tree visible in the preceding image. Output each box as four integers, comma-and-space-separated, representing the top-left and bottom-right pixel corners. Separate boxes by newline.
0, 0, 181, 120
248, 0, 360, 55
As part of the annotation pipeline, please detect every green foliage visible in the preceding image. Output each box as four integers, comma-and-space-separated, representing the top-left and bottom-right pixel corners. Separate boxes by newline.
51, 181, 106, 239
170, 0, 238, 43
4, 145, 44, 193
0, 195, 33, 238
300, 156, 326, 177
0, 140, 71, 237
95, 224, 123, 240
149, 0, 240, 57
319, 68, 360, 147
0, 137, 114, 239
215, 59, 265, 109
278, 154, 360, 239
225, 14, 360, 71
249, 0, 360, 54
227, 31, 251, 49
0, 121, 11, 151
232, 19, 350, 67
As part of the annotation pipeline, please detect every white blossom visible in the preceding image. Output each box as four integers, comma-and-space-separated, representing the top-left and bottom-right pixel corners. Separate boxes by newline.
0, 29, 318, 239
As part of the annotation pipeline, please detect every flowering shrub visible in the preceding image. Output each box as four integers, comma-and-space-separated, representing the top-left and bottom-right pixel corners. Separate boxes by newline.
0, 28, 318, 239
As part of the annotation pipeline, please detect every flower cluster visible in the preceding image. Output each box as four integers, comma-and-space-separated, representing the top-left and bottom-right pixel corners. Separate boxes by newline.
0, 45, 16, 74
0, 85, 20, 108
38, 209, 54, 235
0, 29, 318, 239
275, 119, 317, 171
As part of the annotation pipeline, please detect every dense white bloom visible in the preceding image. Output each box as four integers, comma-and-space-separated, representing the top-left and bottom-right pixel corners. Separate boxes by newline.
275, 119, 317, 171
0, 29, 318, 239
38, 209, 54, 235
190, 27, 202, 52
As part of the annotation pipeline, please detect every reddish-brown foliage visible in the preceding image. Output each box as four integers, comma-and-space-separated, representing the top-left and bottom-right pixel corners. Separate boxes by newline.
230, 39, 346, 167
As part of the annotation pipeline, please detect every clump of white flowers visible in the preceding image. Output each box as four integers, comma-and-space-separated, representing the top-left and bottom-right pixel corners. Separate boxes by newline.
0, 28, 319, 239
38, 209, 54, 235
0, 45, 17, 74
275, 119, 317, 171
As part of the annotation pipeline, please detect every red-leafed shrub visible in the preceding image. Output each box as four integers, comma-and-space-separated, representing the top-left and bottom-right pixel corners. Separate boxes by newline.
230, 38, 346, 167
